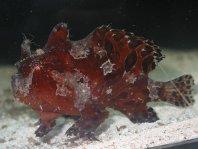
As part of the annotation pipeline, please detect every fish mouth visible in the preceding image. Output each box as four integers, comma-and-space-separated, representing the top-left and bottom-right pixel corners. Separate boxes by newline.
11, 73, 31, 98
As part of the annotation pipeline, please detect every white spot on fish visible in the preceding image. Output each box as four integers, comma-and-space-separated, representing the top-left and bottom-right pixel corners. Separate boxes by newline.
51, 69, 91, 111
69, 40, 90, 59
106, 88, 112, 95
56, 84, 68, 97
128, 112, 132, 116
13, 67, 35, 97
124, 35, 129, 39
36, 49, 45, 55
39, 105, 43, 111
93, 46, 107, 59
125, 73, 137, 84
35, 65, 41, 71
98, 25, 104, 29
100, 59, 115, 76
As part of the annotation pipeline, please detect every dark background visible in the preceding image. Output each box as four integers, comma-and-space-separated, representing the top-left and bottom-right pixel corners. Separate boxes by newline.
0, 0, 198, 64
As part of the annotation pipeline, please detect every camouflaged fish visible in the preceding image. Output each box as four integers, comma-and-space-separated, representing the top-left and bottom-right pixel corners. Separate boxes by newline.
11, 23, 195, 139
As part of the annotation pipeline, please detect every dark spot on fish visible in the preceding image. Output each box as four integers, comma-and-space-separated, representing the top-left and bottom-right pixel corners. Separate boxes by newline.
128, 39, 142, 49
123, 100, 134, 105
188, 90, 192, 94
177, 77, 183, 82
104, 40, 114, 57
147, 107, 154, 112
186, 80, 190, 84
174, 101, 179, 106
115, 51, 120, 60
115, 92, 128, 99
186, 85, 191, 89
180, 101, 185, 107
145, 46, 153, 53
185, 96, 192, 103
185, 75, 190, 79
172, 92, 177, 97
124, 51, 137, 72
184, 91, 188, 94
152, 62, 156, 70
142, 56, 153, 73
143, 89, 149, 96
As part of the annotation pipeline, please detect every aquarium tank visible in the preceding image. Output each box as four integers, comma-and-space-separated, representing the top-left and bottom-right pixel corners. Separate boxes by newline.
0, 0, 198, 148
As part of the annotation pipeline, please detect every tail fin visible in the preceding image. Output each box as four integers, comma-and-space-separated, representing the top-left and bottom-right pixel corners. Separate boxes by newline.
149, 75, 195, 107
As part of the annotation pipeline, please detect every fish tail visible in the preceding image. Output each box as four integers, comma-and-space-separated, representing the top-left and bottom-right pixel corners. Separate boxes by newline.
148, 75, 195, 107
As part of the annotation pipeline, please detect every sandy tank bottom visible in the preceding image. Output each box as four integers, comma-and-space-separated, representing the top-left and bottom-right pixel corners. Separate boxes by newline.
0, 50, 198, 149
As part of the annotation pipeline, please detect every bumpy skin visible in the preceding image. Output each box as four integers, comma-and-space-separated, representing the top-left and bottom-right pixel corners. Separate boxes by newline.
11, 23, 194, 139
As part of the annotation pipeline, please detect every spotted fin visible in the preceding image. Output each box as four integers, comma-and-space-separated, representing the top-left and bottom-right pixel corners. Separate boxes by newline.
149, 75, 195, 107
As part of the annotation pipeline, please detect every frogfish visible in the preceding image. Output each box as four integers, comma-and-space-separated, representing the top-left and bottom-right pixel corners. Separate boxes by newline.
11, 23, 195, 139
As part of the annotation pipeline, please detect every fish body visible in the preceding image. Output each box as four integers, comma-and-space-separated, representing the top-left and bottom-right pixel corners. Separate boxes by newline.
11, 23, 195, 138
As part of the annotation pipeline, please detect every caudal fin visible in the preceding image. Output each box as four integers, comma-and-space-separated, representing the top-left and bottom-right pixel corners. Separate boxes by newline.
149, 75, 195, 107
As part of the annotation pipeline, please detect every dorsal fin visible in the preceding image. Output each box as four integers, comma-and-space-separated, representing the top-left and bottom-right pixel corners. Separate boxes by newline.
98, 28, 164, 75
45, 23, 69, 50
